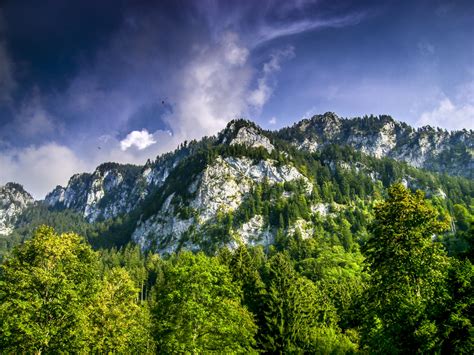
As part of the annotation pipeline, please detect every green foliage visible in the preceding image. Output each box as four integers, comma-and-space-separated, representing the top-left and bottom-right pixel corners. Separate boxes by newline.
258, 252, 357, 353
227, 245, 266, 317
0, 116, 473, 354
0, 205, 93, 260
362, 183, 452, 353
89, 267, 155, 353
152, 251, 258, 353
0, 226, 100, 353
441, 204, 474, 259
0, 227, 155, 353
438, 258, 474, 353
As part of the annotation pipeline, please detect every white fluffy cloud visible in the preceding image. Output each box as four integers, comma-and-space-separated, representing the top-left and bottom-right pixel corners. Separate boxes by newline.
221, 32, 249, 66
248, 46, 295, 110
0, 143, 88, 199
418, 98, 474, 130
0, 130, 179, 199
1, 18, 298, 197
120, 129, 157, 151
164, 32, 254, 140
417, 81, 474, 131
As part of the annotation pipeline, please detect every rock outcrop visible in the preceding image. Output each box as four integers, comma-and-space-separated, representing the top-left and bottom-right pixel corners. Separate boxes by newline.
0, 183, 34, 235
279, 112, 473, 177
3, 113, 471, 253
132, 155, 311, 253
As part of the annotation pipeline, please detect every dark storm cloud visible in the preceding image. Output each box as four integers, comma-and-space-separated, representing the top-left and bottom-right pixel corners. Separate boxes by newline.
3, 1, 124, 88
12, 0, 372, 150
0, 0, 376, 150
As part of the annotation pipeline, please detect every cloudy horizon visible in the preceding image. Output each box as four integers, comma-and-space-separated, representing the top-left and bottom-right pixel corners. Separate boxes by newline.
0, 0, 473, 199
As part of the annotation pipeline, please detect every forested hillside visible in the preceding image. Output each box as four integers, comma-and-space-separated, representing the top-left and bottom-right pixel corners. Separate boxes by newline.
2, 0, 473, 351
0, 115, 473, 353
0, 184, 472, 353
1, 116, 472, 257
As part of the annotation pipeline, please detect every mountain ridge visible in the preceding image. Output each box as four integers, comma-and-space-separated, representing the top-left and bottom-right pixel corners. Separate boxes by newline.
34, 112, 474, 208
278, 112, 473, 177
1, 113, 472, 255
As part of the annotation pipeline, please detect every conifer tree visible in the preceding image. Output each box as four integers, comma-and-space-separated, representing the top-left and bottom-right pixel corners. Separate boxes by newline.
362, 183, 450, 353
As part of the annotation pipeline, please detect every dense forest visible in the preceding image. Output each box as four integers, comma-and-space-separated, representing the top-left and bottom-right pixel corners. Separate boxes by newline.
1, 184, 473, 353
1, 0, 473, 351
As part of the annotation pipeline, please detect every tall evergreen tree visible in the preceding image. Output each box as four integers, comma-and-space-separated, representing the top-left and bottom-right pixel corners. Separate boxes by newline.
362, 184, 451, 353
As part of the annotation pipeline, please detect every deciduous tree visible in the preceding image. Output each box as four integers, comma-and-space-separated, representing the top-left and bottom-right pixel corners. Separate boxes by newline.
0, 226, 99, 353
153, 252, 257, 353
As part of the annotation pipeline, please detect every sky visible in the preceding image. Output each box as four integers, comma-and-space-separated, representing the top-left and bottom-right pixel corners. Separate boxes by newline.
0, 0, 473, 199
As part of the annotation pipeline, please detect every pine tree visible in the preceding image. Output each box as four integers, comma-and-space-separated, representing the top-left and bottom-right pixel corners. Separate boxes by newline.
362, 184, 451, 353
260, 253, 343, 352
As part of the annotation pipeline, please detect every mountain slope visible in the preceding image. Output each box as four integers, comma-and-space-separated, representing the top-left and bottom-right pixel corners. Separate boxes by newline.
277, 112, 473, 178
1, 114, 473, 255
0, 183, 34, 235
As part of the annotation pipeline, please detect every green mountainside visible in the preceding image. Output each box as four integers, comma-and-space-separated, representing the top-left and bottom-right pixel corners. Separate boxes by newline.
0, 114, 473, 353
1, 114, 472, 257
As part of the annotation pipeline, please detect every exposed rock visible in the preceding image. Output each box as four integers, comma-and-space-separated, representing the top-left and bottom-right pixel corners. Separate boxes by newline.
132, 156, 310, 253
280, 112, 473, 177
44, 157, 180, 222
5, 112, 470, 255
287, 218, 314, 240
311, 203, 331, 216
0, 183, 34, 235
230, 125, 275, 153
296, 138, 319, 152
234, 215, 273, 248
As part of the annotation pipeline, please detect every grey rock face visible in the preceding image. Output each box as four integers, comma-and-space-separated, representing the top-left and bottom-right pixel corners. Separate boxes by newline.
132, 156, 311, 253
45, 163, 159, 222
8, 113, 469, 253
0, 183, 34, 235
220, 119, 275, 153
229, 125, 275, 153
282, 112, 473, 177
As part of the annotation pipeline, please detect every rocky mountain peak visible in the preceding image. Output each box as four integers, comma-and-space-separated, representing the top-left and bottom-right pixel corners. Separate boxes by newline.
0, 182, 34, 235
3, 113, 472, 244
312, 111, 340, 123
220, 119, 275, 153
279, 113, 473, 177
3, 182, 32, 197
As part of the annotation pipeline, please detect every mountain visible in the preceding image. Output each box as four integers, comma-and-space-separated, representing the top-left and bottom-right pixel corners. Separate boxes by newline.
1, 113, 473, 255
44, 139, 208, 222
0, 183, 34, 235
277, 112, 473, 178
